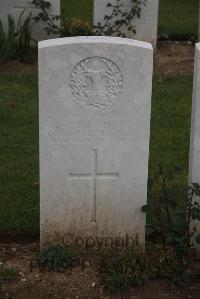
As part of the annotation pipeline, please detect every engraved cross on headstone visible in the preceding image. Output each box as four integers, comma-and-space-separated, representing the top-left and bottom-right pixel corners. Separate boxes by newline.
69, 149, 119, 222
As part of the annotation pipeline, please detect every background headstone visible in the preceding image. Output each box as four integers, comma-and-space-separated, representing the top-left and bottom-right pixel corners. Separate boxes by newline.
39, 36, 153, 248
93, 0, 159, 47
189, 42, 200, 249
0, 0, 60, 41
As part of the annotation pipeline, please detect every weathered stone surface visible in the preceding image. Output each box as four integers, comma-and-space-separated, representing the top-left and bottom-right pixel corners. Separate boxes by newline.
39, 36, 153, 248
0, 0, 60, 41
189, 43, 200, 250
93, 0, 159, 47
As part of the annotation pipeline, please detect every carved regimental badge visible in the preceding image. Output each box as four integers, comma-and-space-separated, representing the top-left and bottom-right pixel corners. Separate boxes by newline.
69, 57, 123, 108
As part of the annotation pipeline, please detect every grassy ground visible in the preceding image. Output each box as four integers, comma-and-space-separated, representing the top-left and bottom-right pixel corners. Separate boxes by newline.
0, 72, 39, 233
149, 75, 192, 176
61, 0, 93, 23
0, 72, 192, 232
158, 0, 199, 39
61, 0, 199, 38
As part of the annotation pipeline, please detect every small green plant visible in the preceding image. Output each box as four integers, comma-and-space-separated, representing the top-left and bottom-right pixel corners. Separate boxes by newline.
95, 0, 147, 37
15, 11, 35, 62
39, 244, 74, 270
0, 264, 17, 281
61, 18, 93, 37
99, 249, 151, 293
146, 164, 200, 287
0, 16, 16, 62
0, 10, 35, 63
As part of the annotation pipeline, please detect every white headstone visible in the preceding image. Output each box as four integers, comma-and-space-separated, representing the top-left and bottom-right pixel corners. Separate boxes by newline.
189, 43, 200, 249
93, 0, 159, 47
39, 36, 153, 249
0, 0, 60, 41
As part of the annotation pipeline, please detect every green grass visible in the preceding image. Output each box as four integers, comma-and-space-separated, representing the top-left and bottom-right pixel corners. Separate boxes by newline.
149, 75, 192, 178
148, 75, 192, 219
0, 72, 193, 233
61, 0, 199, 39
0, 72, 39, 233
158, 0, 199, 39
61, 0, 93, 23
0, 264, 17, 281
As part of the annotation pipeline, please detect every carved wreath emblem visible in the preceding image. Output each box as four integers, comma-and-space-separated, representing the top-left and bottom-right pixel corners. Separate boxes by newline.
69, 56, 123, 108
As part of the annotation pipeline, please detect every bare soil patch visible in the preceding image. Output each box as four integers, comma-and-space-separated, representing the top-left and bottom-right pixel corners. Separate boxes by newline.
154, 41, 195, 76
0, 242, 200, 299
0, 60, 37, 73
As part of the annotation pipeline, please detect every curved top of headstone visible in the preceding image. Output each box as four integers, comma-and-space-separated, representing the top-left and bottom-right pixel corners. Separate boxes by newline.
39, 36, 153, 50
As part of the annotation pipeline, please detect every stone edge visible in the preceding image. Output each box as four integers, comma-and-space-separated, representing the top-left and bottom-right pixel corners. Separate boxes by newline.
38, 36, 153, 51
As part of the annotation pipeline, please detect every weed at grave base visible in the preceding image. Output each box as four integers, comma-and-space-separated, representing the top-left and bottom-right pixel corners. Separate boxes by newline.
146, 164, 200, 288
38, 244, 74, 271
0, 264, 17, 281
99, 249, 152, 294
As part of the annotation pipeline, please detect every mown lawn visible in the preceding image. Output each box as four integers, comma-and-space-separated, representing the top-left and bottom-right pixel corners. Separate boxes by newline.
159, 0, 199, 39
0, 72, 192, 233
61, 0, 199, 38
0, 72, 39, 233
61, 0, 93, 23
